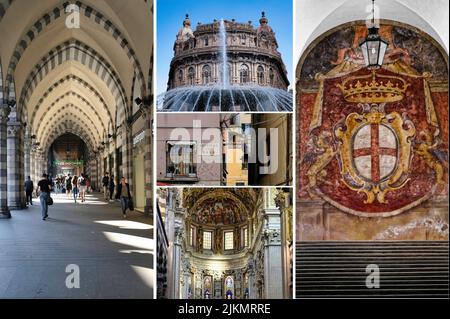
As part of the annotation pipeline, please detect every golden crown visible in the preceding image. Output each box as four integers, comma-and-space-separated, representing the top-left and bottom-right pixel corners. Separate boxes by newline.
336, 71, 409, 103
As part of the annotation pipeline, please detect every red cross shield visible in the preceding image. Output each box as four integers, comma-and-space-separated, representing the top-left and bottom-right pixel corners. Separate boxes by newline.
352, 123, 398, 183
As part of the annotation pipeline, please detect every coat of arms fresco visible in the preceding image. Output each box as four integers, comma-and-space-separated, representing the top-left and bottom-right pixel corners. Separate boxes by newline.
298, 23, 448, 216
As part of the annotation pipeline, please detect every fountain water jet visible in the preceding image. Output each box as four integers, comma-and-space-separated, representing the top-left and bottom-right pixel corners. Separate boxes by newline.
158, 18, 292, 112
219, 19, 229, 88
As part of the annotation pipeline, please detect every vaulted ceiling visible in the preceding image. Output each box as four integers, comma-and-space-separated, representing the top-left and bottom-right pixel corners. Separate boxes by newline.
0, 0, 153, 154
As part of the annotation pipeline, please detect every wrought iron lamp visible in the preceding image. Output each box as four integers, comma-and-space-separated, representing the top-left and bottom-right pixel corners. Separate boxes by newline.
360, 0, 388, 69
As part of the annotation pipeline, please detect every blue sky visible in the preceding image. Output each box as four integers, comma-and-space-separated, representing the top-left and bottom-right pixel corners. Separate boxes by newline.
156, 0, 293, 95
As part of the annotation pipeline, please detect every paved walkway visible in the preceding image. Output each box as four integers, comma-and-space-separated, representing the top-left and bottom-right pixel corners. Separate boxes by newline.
0, 192, 153, 299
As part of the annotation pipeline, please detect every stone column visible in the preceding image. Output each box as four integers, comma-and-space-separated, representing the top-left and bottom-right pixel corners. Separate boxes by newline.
143, 104, 152, 216
24, 134, 31, 180
262, 188, 283, 299
166, 189, 184, 299
121, 125, 131, 186
7, 121, 25, 209
275, 190, 293, 299
247, 261, 256, 299
29, 148, 35, 184
172, 229, 182, 299
0, 105, 11, 218
181, 259, 191, 299
90, 153, 97, 191
34, 149, 41, 181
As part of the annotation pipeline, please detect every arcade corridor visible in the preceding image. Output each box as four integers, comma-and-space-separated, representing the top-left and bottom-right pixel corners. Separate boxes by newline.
0, 0, 154, 298
0, 193, 153, 298
0, 0, 153, 218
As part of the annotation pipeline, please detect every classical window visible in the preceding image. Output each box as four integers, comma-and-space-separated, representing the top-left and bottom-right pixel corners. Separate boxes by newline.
178, 69, 184, 84
257, 65, 265, 85
166, 142, 196, 177
241, 35, 246, 45
269, 68, 274, 85
240, 64, 249, 84
202, 65, 211, 84
190, 226, 195, 247
203, 231, 212, 250
224, 231, 234, 250
188, 67, 195, 85
242, 227, 248, 247
204, 37, 209, 46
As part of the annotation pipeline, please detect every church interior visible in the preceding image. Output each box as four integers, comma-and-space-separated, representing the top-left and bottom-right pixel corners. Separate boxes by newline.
157, 187, 293, 299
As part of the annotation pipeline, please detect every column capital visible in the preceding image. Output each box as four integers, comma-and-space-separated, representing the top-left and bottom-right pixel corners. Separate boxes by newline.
0, 105, 11, 123
7, 121, 22, 138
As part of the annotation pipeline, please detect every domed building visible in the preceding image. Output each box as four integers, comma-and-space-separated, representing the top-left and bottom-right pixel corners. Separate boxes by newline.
159, 13, 292, 111
157, 188, 293, 299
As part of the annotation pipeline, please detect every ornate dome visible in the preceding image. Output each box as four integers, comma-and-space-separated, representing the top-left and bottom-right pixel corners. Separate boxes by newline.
183, 188, 260, 226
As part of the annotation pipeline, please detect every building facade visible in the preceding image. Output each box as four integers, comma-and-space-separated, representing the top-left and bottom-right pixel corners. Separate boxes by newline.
157, 113, 292, 186
168, 13, 289, 90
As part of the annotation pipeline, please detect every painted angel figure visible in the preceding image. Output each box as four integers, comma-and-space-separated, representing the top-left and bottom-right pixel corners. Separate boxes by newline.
302, 131, 339, 197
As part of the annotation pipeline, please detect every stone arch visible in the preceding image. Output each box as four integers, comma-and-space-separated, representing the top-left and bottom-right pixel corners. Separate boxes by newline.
202, 64, 211, 84
239, 64, 250, 84
297, 0, 449, 63
19, 40, 127, 126
42, 113, 100, 147
37, 103, 103, 146
187, 66, 195, 85
43, 119, 97, 154
296, 19, 449, 83
257, 65, 265, 85
0, 0, 14, 23
29, 74, 113, 133
4, 1, 146, 102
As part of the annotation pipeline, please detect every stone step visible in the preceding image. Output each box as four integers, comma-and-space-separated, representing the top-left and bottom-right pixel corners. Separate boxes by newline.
296, 240, 449, 298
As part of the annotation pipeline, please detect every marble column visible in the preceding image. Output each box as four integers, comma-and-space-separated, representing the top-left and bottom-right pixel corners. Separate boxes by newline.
122, 125, 131, 186
143, 104, 152, 216
172, 232, 182, 299
34, 149, 41, 181
181, 259, 191, 299
90, 153, 97, 191
0, 105, 11, 218
7, 121, 25, 209
275, 190, 293, 299
29, 148, 35, 184
262, 189, 283, 299
247, 261, 256, 299
24, 134, 31, 180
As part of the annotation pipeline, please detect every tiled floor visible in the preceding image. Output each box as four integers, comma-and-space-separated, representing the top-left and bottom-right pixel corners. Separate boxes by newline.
0, 193, 153, 299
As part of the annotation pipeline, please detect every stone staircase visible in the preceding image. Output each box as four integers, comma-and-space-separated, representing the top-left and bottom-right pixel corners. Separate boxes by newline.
296, 241, 449, 298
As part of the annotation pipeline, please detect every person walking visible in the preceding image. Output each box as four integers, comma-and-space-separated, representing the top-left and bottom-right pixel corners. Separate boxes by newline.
102, 172, 109, 200
78, 174, 87, 202
66, 174, 72, 198
24, 176, 34, 206
38, 174, 52, 220
72, 175, 79, 203
109, 174, 115, 202
115, 177, 132, 218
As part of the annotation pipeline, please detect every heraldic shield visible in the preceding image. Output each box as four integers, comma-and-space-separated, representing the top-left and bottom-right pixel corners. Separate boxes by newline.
303, 67, 446, 217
